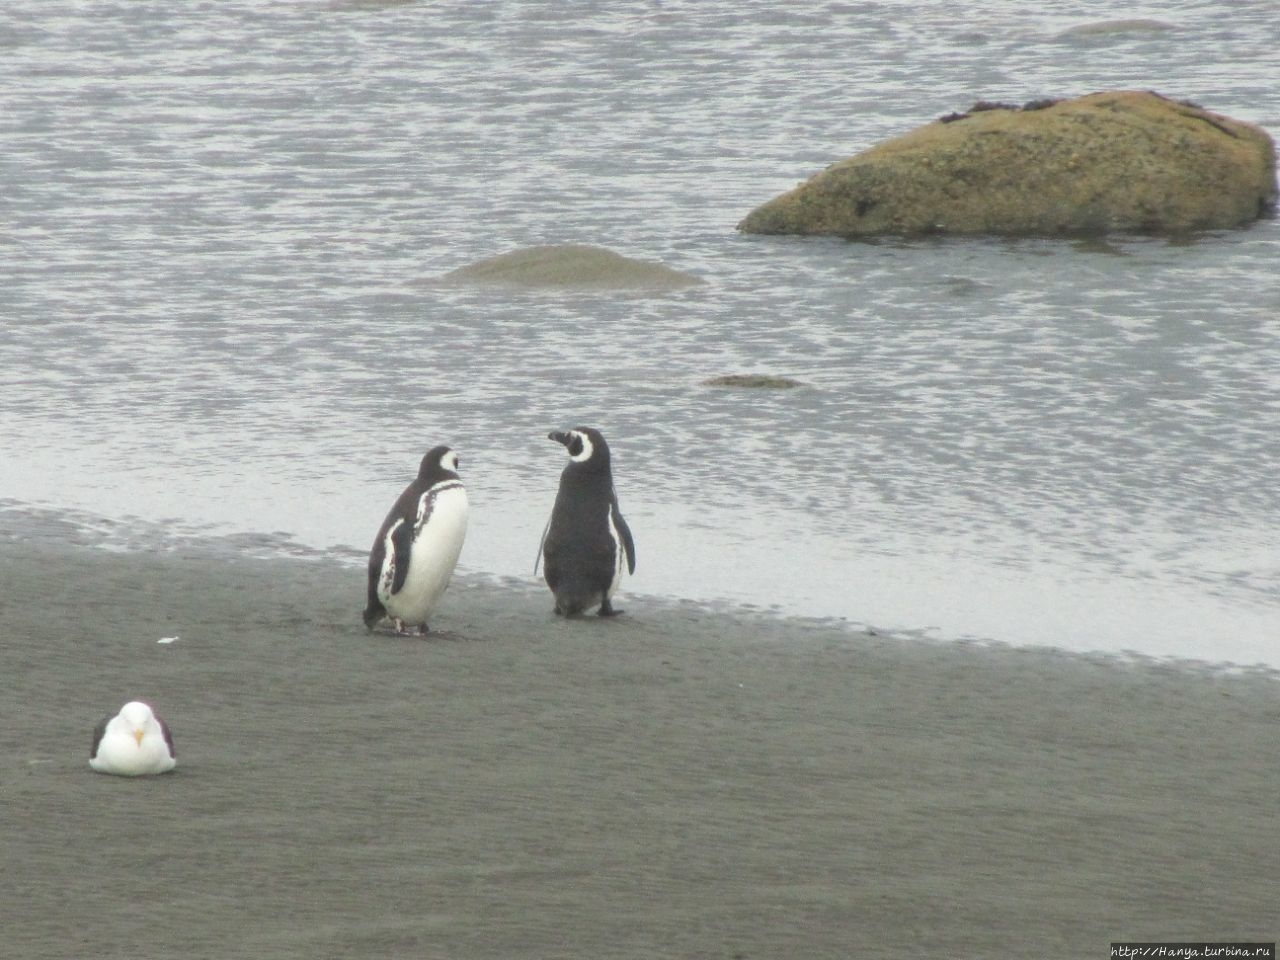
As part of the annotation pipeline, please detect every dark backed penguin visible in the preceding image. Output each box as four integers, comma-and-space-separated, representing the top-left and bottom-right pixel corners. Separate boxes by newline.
363, 445, 469, 635
540, 426, 636, 616
90, 701, 176, 776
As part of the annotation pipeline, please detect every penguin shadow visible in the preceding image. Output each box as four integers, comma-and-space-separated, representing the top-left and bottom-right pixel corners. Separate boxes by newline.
363, 624, 477, 644
545, 604, 641, 628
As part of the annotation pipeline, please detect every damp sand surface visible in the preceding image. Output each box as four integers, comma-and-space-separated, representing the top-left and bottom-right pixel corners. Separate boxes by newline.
2, 540, 1277, 959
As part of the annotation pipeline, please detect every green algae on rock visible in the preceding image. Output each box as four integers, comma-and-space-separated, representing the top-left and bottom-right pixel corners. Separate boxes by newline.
738, 91, 1277, 238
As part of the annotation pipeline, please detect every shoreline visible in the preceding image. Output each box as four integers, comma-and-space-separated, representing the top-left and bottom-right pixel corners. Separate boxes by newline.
2, 536, 1277, 958
4, 496, 1275, 671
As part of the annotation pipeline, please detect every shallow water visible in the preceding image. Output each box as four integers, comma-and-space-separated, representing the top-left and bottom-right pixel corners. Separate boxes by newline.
2, 0, 1278, 663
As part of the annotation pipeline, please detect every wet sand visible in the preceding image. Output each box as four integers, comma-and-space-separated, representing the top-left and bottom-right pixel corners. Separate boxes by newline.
2, 537, 1276, 959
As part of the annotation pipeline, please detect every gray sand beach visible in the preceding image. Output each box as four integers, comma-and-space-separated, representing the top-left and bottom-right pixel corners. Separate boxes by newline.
2, 537, 1276, 959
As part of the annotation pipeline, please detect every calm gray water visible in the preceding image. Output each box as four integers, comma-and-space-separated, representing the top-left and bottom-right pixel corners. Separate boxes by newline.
2, 0, 1278, 664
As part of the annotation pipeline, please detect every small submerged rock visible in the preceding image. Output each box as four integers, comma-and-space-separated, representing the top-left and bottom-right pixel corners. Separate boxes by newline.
703, 374, 806, 389
1058, 19, 1176, 38
326, 0, 417, 9
439, 244, 702, 291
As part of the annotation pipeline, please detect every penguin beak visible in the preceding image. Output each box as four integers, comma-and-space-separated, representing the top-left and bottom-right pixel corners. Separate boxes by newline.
133, 729, 145, 747
548, 431, 570, 446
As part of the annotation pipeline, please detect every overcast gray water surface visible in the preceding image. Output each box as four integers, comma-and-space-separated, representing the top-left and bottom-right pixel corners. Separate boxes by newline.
2, 0, 1278, 664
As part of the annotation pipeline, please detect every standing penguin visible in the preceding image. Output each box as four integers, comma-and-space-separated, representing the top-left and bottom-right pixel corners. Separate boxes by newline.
363, 445, 469, 635
540, 426, 636, 617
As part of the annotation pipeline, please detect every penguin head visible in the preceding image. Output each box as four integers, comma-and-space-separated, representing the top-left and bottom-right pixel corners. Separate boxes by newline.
419, 445, 461, 482
549, 427, 610, 469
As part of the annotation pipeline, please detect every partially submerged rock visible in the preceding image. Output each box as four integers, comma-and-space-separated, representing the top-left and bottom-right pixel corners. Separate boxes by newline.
1058, 19, 1176, 38
703, 374, 806, 389
738, 91, 1277, 238
439, 244, 702, 291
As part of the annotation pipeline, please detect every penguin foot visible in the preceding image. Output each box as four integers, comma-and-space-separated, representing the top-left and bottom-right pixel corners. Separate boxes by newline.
598, 598, 624, 617
384, 620, 430, 637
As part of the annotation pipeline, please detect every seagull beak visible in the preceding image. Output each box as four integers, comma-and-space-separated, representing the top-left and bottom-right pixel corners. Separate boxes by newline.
548, 431, 570, 446
133, 729, 145, 747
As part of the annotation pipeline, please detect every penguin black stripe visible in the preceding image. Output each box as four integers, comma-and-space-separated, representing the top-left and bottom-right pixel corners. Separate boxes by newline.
416, 479, 465, 532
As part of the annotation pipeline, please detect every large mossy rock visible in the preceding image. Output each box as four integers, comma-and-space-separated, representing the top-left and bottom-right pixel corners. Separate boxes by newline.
738, 91, 1277, 238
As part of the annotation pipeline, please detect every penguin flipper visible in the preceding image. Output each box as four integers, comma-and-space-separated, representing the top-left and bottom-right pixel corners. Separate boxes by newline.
534, 515, 552, 576
388, 517, 414, 596
612, 503, 636, 575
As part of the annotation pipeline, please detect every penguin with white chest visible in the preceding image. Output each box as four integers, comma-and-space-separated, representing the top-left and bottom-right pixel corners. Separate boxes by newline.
363, 446, 469, 635
540, 426, 636, 617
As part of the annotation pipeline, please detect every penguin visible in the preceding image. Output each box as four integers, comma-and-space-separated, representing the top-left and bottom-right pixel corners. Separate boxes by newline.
539, 426, 636, 617
90, 701, 176, 776
363, 445, 469, 635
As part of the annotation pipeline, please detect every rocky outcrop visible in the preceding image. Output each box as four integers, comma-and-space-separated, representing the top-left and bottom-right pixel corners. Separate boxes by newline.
738, 91, 1277, 237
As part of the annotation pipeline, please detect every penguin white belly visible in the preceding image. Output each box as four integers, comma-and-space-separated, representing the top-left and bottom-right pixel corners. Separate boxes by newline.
606, 510, 625, 600
384, 486, 469, 624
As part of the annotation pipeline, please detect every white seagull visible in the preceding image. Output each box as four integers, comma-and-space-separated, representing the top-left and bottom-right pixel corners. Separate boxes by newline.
89, 701, 176, 776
